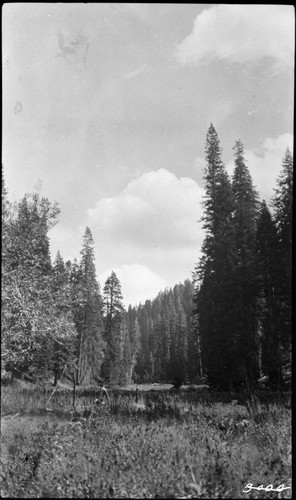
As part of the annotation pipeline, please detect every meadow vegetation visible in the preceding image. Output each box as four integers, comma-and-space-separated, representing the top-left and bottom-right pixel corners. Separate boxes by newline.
0, 383, 292, 499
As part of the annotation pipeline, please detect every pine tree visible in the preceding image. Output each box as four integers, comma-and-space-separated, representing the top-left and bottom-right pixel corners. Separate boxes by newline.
271, 148, 293, 374
256, 201, 283, 387
77, 227, 105, 385
125, 306, 140, 383
68, 258, 84, 338
272, 148, 293, 257
52, 251, 69, 291
120, 319, 132, 385
180, 279, 199, 382
102, 271, 125, 384
230, 140, 260, 389
51, 252, 77, 385
193, 124, 236, 389
170, 284, 188, 383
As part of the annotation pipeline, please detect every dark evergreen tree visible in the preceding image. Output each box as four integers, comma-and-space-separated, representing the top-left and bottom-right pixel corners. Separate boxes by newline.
256, 201, 283, 388
52, 251, 68, 290
193, 124, 236, 389
77, 227, 105, 384
182, 280, 200, 382
125, 306, 140, 383
271, 148, 293, 373
169, 284, 188, 383
51, 252, 77, 385
102, 271, 125, 384
230, 140, 260, 389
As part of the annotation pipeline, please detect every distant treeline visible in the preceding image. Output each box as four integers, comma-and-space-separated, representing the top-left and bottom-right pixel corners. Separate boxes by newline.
128, 280, 196, 385
2, 124, 292, 390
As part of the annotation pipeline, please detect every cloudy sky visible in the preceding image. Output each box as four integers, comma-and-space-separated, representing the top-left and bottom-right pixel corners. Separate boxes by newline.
3, 4, 294, 306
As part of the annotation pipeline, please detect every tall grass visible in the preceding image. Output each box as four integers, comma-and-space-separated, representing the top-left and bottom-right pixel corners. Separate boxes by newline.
1, 385, 292, 498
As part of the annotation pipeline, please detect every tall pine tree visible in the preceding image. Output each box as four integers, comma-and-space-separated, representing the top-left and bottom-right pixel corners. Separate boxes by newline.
193, 124, 236, 389
271, 148, 293, 375
77, 227, 105, 385
102, 271, 125, 384
256, 201, 283, 387
51, 252, 76, 385
230, 140, 260, 389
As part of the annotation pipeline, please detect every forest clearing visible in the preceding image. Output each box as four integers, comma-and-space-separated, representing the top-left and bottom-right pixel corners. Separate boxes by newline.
2, 122, 292, 498
2, 7, 293, 496
0, 380, 292, 499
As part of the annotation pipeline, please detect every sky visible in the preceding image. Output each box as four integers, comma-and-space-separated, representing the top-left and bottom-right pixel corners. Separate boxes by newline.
3, 4, 294, 307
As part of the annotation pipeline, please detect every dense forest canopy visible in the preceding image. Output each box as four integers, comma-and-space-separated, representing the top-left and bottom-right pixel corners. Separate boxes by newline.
1, 125, 292, 390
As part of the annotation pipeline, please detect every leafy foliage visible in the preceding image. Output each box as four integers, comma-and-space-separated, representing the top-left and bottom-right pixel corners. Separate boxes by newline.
1, 191, 76, 379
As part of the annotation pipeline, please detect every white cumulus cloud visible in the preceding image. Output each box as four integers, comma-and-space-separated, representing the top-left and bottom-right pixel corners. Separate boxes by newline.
177, 5, 294, 69
88, 168, 204, 248
87, 169, 204, 301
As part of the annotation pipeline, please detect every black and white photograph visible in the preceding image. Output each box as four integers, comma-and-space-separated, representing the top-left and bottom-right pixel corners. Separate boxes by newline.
1, 3, 293, 498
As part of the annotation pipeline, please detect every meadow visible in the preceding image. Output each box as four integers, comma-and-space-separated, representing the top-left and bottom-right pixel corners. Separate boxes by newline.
0, 381, 292, 498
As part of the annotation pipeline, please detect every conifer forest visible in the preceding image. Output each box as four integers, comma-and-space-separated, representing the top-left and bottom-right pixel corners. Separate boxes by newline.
2, 124, 292, 390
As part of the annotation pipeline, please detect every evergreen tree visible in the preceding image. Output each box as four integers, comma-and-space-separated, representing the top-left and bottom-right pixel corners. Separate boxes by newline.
52, 251, 69, 291
120, 318, 132, 385
169, 284, 188, 383
256, 201, 283, 387
1, 192, 77, 380
68, 258, 85, 340
51, 252, 77, 385
77, 227, 105, 385
230, 140, 260, 389
6, 193, 59, 275
182, 280, 199, 382
193, 124, 236, 389
134, 300, 154, 382
125, 306, 140, 383
103, 271, 125, 384
271, 148, 293, 372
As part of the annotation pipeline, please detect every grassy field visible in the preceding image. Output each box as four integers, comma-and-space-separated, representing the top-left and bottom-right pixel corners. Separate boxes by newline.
0, 381, 292, 498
